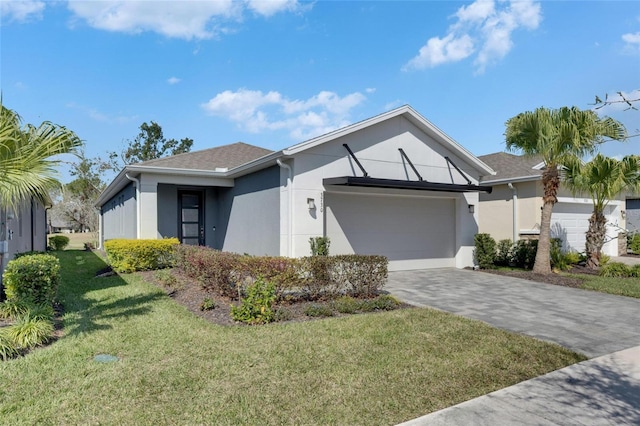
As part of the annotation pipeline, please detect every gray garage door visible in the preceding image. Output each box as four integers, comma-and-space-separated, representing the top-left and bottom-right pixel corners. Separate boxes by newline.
325, 192, 455, 271
627, 199, 640, 234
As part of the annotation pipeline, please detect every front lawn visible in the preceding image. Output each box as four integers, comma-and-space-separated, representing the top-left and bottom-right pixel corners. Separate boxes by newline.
0, 251, 585, 425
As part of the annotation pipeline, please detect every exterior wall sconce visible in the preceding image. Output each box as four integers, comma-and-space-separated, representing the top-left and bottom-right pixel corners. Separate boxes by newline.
621, 210, 626, 219
468, 204, 475, 214
307, 198, 316, 210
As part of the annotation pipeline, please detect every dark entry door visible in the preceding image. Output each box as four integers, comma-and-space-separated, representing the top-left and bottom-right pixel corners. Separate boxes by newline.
178, 190, 204, 245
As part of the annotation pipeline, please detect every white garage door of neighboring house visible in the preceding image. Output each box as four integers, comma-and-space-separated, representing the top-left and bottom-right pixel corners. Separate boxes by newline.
325, 192, 456, 271
551, 202, 616, 256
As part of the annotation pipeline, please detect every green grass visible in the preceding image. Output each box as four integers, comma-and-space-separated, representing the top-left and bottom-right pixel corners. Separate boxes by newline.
47, 232, 98, 250
0, 251, 585, 425
574, 274, 640, 298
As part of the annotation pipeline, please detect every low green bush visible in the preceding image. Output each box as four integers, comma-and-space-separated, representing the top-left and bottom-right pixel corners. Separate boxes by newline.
6, 314, 54, 349
331, 296, 360, 314
153, 269, 180, 289
48, 235, 69, 251
235, 256, 302, 299
599, 262, 632, 278
231, 277, 277, 324
303, 303, 334, 317
631, 264, 640, 278
511, 239, 538, 269
13, 251, 46, 259
3, 254, 60, 305
200, 298, 215, 311
550, 238, 570, 271
309, 237, 331, 256
0, 332, 19, 361
105, 238, 180, 273
274, 307, 293, 322
0, 300, 32, 319
630, 234, 640, 255
363, 294, 402, 311
563, 251, 582, 266
495, 239, 513, 266
474, 233, 496, 269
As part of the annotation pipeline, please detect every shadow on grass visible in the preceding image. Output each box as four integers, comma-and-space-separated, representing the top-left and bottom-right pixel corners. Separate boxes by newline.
55, 250, 164, 338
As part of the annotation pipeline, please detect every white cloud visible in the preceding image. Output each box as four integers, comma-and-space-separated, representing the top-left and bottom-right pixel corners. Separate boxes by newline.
365, 88, 376, 94
622, 32, 640, 54
404, 0, 542, 73
0, 0, 45, 23
201, 88, 367, 140
66, 0, 304, 40
167, 77, 181, 85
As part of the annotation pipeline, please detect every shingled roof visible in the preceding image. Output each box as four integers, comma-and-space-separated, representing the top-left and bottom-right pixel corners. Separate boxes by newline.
478, 152, 544, 183
136, 142, 274, 171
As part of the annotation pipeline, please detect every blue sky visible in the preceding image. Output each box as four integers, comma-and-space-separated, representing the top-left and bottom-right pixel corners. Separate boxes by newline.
1, 0, 639, 182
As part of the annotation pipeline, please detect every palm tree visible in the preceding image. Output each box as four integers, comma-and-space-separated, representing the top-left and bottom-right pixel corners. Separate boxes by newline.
0, 102, 82, 211
564, 154, 640, 269
505, 106, 626, 274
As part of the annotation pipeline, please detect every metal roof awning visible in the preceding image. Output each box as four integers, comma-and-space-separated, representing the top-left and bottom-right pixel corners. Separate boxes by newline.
331, 143, 493, 193
323, 176, 493, 193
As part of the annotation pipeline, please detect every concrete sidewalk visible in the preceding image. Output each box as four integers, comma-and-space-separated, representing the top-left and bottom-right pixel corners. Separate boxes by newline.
399, 345, 640, 425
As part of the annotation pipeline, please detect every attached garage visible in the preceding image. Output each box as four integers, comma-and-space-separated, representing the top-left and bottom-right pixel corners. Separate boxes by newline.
627, 199, 640, 234
325, 191, 456, 271
551, 202, 617, 256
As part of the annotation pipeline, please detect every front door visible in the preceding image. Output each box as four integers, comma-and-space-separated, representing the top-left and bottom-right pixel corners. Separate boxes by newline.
178, 190, 204, 245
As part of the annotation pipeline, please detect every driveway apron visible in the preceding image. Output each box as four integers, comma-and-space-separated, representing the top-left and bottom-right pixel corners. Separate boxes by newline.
386, 268, 640, 358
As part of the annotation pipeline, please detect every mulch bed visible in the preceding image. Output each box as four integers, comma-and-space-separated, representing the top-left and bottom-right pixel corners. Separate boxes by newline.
138, 270, 411, 327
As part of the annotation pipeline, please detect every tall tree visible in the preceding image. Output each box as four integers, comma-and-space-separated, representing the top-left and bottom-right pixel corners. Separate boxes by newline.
564, 154, 640, 269
0, 102, 82, 211
505, 106, 626, 274
116, 121, 193, 165
50, 152, 106, 232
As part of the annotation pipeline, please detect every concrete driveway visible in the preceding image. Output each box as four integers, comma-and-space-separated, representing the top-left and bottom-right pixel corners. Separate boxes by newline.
386, 268, 640, 358
387, 268, 640, 425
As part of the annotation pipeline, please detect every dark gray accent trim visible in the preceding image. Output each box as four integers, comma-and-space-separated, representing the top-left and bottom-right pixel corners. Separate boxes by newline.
445, 156, 472, 185
342, 143, 368, 177
398, 148, 424, 181
323, 176, 493, 193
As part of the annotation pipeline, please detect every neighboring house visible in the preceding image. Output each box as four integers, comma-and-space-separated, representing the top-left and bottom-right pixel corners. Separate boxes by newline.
96, 105, 494, 271
49, 218, 74, 234
626, 198, 640, 234
0, 197, 50, 281
478, 152, 625, 256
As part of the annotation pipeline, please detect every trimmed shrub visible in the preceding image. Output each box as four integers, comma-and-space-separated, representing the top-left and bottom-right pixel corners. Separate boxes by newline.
48, 235, 69, 251
563, 251, 582, 266
474, 234, 496, 269
14, 251, 46, 259
599, 262, 632, 278
235, 256, 303, 299
300, 256, 339, 300
231, 277, 277, 324
104, 238, 179, 273
175, 245, 240, 298
3, 254, 60, 305
630, 264, 640, 278
309, 237, 330, 256
495, 239, 513, 266
333, 255, 388, 297
511, 239, 538, 269
365, 294, 402, 311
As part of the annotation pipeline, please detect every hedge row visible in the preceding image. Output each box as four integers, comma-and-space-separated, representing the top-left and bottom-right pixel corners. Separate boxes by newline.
174, 245, 388, 300
104, 238, 180, 273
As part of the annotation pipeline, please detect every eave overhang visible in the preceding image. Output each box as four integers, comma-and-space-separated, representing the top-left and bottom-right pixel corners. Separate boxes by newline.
323, 177, 493, 193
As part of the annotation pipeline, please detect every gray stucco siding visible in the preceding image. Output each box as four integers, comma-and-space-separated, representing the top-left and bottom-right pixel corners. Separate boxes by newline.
217, 165, 280, 256
101, 183, 137, 240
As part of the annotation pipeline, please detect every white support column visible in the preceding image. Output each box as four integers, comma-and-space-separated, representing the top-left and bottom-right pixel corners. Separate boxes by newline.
138, 176, 159, 239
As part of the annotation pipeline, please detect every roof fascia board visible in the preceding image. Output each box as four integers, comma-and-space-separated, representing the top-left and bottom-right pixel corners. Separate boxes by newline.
481, 175, 541, 185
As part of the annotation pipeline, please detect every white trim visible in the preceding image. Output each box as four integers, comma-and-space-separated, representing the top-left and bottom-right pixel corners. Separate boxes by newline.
481, 175, 540, 185
556, 197, 624, 206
